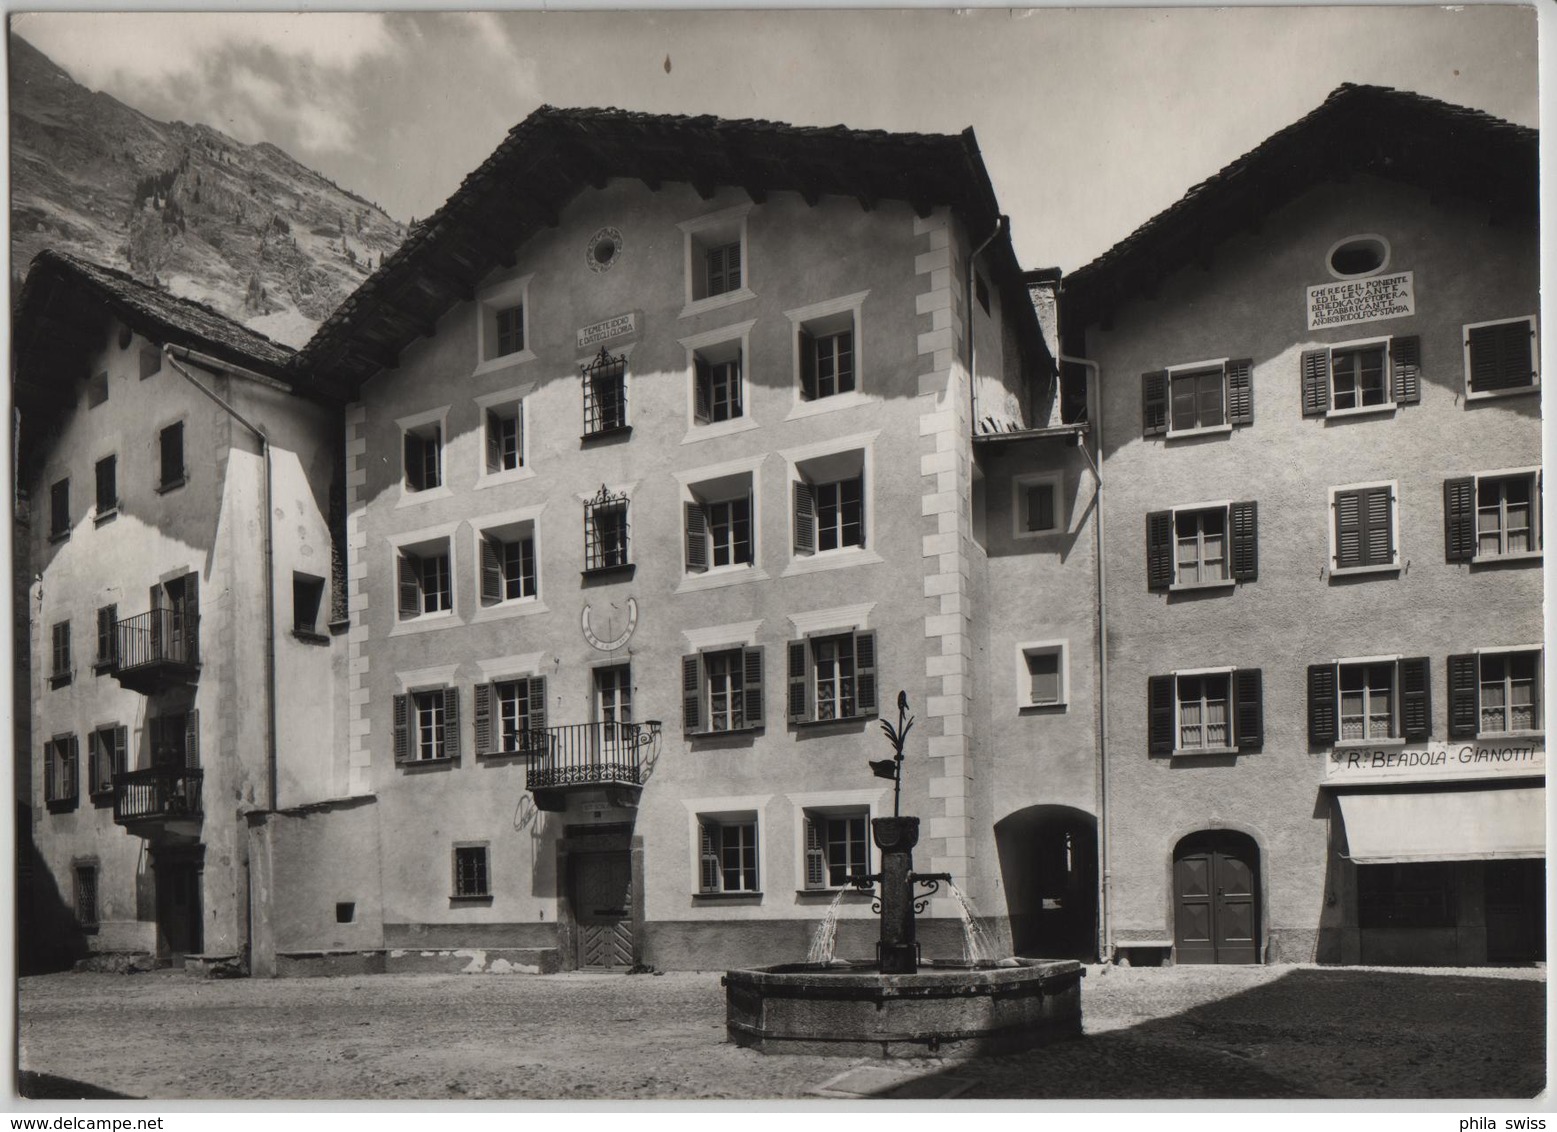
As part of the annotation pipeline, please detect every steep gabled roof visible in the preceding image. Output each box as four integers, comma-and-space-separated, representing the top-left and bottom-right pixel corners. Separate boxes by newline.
295, 105, 1043, 396
1062, 84, 1538, 334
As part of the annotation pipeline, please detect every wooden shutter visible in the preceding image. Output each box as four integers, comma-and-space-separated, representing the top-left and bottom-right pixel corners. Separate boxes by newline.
1147, 676, 1175, 755
1333, 489, 1362, 569
44, 741, 56, 802
87, 732, 101, 795
1362, 486, 1393, 566
1233, 668, 1263, 753
1141, 370, 1168, 436
1146, 511, 1174, 589
473, 683, 493, 755
1399, 657, 1431, 741
804, 817, 826, 890
682, 653, 703, 735
97, 605, 116, 666
700, 821, 721, 893
114, 725, 127, 778
397, 551, 420, 619
1468, 321, 1535, 393
1301, 349, 1330, 416
799, 328, 817, 400
480, 535, 502, 605
1391, 335, 1421, 405
788, 640, 809, 723
1443, 477, 1477, 562
441, 687, 459, 758
181, 572, 199, 663
727, 241, 742, 289
528, 676, 548, 744
685, 502, 708, 572
793, 481, 815, 555
693, 357, 711, 424
1226, 358, 1253, 425
743, 646, 764, 726
1447, 653, 1479, 739
1308, 664, 1338, 745
65, 736, 79, 799
184, 709, 200, 768
485, 410, 502, 473
392, 693, 410, 762
732, 348, 744, 416
1229, 501, 1258, 581
403, 431, 422, 490
854, 631, 877, 718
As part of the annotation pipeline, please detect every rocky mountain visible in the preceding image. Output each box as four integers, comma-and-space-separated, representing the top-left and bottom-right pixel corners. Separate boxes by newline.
10, 32, 407, 348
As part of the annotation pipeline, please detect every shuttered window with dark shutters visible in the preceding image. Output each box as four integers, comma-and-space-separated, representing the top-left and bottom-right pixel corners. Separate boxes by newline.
1332, 483, 1396, 571
1303, 337, 1419, 416
1143, 359, 1254, 439
1451, 650, 1543, 737
396, 688, 458, 764
786, 631, 877, 724
158, 422, 185, 490
1148, 670, 1263, 755
1148, 503, 1257, 589
1309, 658, 1431, 744
476, 676, 546, 755
1465, 317, 1538, 397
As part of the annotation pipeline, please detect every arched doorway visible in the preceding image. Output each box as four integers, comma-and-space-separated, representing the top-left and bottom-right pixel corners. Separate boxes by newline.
1173, 830, 1260, 964
994, 806, 1098, 960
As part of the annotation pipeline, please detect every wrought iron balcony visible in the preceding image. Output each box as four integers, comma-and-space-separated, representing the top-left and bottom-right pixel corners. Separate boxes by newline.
113, 766, 203, 828
112, 608, 199, 694
526, 721, 659, 811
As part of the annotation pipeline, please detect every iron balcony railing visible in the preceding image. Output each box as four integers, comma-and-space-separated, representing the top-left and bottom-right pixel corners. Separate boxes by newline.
113, 766, 203, 825
525, 722, 656, 791
115, 608, 199, 674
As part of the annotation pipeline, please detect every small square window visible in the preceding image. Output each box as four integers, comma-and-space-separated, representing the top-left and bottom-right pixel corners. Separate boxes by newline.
682, 208, 750, 311
293, 573, 326, 638
479, 522, 538, 605
94, 456, 118, 519
86, 372, 108, 409
453, 844, 490, 898
49, 478, 70, 541
1017, 642, 1067, 709
803, 809, 870, 890
403, 422, 443, 493
476, 276, 534, 368
699, 815, 759, 893
158, 422, 186, 491
1464, 317, 1538, 398
396, 539, 453, 620
1013, 473, 1064, 538
335, 902, 355, 924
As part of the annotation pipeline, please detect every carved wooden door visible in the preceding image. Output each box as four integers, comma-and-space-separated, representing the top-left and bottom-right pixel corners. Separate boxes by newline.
575, 851, 633, 969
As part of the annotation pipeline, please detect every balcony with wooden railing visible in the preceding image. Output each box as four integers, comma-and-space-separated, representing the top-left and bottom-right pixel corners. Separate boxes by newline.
112, 608, 199, 694
113, 766, 203, 830
525, 721, 660, 811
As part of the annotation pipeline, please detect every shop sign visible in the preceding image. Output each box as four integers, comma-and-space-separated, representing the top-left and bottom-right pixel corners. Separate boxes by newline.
577, 311, 638, 350
1306, 272, 1415, 330
1325, 739, 1544, 785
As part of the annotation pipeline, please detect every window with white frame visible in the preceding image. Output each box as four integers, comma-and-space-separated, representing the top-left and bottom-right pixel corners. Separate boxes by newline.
1140, 358, 1252, 438
1329, 482, 1398, 573
402, 420, 444, 493
685, 471, 755, 574
486, 402, 523, 474
803, 808, 870, 890
1444, 469, 1541, 561
393, 686, 459, 763
699, 814, 760, 893
683, 646, 764, 735
1307, 657, 1430, 745
1148, 669, 1264, 755
681, 206, 751, 312
1464, 316, 1538, 398
693, 342, 744, 424
1146, 502, 1257, 589
474, 675, 547, 756
453, 843, 491, 898
799, 313, 856, 401
476, 274, 533, 370
396, 537, 453, 619
787, 630, 876, 724
793, 451, 865, 556
1448, 649, 1543, 738
1017, 641, 1067, 709
478, 520, 537, 605
1013, 473, 1063, 538
1301, 336, 1420, 417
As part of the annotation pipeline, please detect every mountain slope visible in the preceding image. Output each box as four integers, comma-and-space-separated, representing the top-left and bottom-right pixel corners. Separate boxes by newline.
10, 32, 407, 347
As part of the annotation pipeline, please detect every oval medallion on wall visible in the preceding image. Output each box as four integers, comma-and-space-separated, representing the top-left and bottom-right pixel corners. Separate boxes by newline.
586, 226, 624, 274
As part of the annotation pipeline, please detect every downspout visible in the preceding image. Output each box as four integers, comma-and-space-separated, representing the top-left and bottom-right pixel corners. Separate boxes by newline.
161, 345, 279, 815
965, 216, 1007, 432
1059, 353, 1109, 965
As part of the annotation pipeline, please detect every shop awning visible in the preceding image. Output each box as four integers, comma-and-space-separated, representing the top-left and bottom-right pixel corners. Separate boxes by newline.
1336, 787, 1546, 864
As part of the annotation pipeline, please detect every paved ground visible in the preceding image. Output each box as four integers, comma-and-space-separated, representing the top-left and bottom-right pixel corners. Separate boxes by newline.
16, 963, 1547, 1101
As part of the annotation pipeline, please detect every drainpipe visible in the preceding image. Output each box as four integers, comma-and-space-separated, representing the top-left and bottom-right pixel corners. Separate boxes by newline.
965, 216, 1007, 431
1059, 353, 1109, 965
161, 345, 279, 815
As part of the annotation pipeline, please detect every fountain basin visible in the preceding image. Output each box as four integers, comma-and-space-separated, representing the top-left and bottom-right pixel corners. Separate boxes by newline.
723, 957, 1083, 1058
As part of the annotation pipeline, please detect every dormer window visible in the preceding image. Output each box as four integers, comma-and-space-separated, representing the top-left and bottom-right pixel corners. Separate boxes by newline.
475, 274, 534, 373
680, 205, 754, 318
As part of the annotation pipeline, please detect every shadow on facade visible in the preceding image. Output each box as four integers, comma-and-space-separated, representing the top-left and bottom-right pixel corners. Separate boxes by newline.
994, 804, 1098, 961
17, 802, 89, 974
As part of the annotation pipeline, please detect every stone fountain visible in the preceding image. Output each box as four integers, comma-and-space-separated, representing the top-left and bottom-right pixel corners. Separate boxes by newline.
723, 695, 1083, 1058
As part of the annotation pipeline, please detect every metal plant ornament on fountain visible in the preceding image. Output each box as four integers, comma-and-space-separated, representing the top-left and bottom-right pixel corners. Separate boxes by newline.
850, 692, 953, 975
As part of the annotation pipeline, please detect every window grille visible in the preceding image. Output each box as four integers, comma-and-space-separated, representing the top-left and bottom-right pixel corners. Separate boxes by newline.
584, 485, 631, 571
582, 348, 628, 437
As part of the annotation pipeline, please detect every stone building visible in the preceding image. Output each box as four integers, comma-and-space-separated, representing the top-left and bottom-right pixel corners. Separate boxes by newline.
14, 251, 348, 969
1060, 85, 1542, 966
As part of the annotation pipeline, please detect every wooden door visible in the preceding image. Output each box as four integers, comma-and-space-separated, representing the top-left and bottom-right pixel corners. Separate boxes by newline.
1174, 833, 1260, 964
1486, 858, 1545, 962
156, 859, 203, 962
575, 851, 633, 969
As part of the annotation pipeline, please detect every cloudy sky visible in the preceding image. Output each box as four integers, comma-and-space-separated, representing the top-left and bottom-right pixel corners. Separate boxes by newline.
11, 6, 1540, 271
